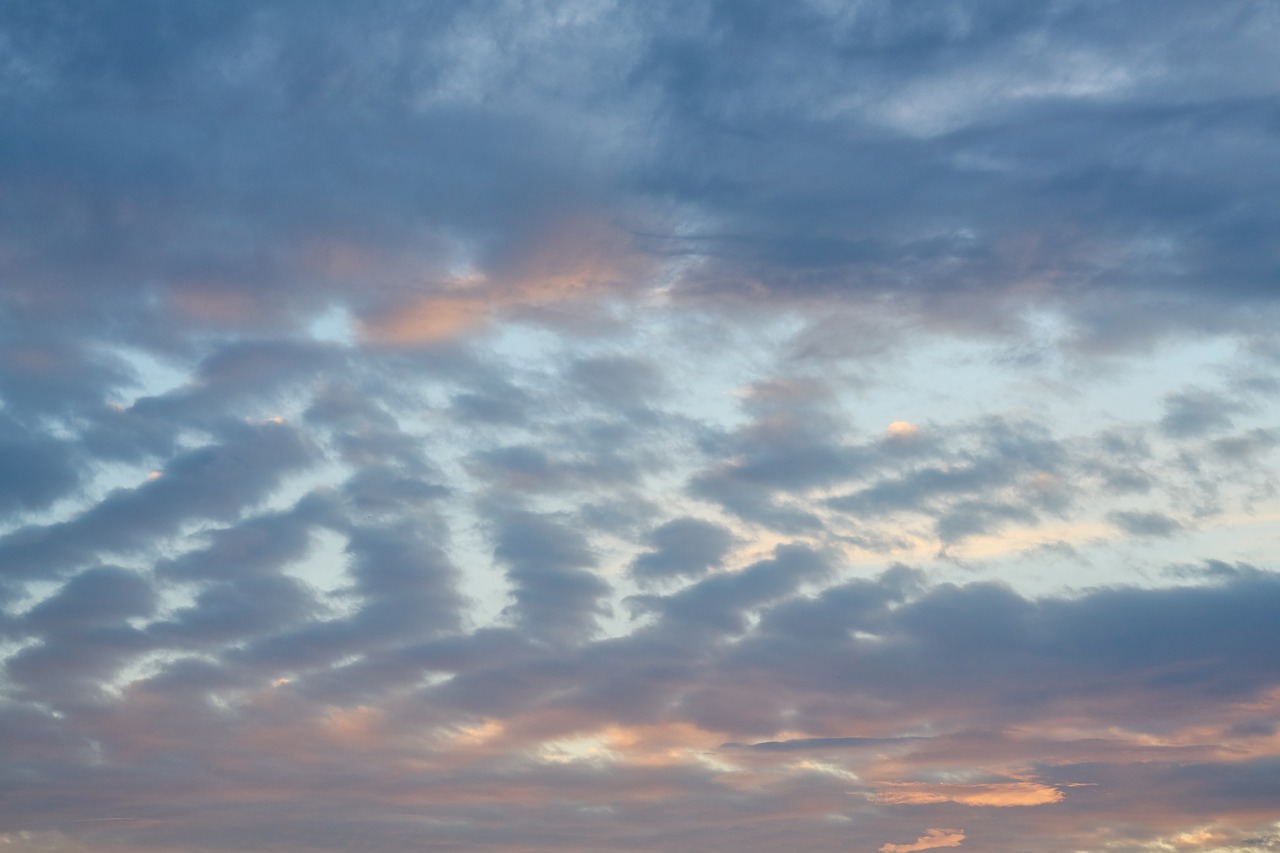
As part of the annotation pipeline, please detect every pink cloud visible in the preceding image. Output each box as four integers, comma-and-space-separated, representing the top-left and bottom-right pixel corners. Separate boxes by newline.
357, 213, 658, 345
880, 828, 966, 853
872, 781, 1064, 807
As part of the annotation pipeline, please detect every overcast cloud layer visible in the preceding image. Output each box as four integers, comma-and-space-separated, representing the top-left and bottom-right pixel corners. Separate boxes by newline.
3, 2, 1280, 851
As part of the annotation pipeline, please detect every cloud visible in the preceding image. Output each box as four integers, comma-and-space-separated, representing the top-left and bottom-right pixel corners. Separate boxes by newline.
824, 416, 1068, 542
872, 781, 1063, 807
886, 420, 923, 441
727, 735, 923, 752
1108, 510, 1183, 538
629, 517, 735, 583
0, 426, 82, 517
880, 828, 966, 853
628, 543, 832, 638
490, 509, 612, 643
568, 354, 664, 410
3, 3, 1280, 851
23, 566, 156, 632
6, 561, 1280, 850
0, 421, 314, 580
1160, 389, 1245, 438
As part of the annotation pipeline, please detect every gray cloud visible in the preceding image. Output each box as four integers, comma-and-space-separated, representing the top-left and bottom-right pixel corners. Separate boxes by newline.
0, 426, 81, 519
23, 566, 156, 633
628, 543, 832, 638
1108, 510, 1183, 538
629, 517, 735, 583
567, 354, 664, 410
3, 0, 1276, 362
1160, 389, 1244, 438
0, 421, 314, 580
491, 509, 611, 643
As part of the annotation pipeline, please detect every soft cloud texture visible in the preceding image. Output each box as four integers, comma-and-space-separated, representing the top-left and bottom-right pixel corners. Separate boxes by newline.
880, 828, 966, 853
2, 2, 1280, 852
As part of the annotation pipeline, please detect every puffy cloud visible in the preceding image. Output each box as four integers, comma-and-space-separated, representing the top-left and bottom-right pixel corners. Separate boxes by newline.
629, 517, 735, 583
490, 509, 612, 643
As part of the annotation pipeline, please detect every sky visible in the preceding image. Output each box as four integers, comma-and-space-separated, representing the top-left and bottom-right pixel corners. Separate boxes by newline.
2, 1, 1280, 851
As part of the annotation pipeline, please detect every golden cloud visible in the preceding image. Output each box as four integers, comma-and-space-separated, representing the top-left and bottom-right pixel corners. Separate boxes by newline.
871, 780, 1064, 807
880, 828, 966, 853
358, 213, 657, 345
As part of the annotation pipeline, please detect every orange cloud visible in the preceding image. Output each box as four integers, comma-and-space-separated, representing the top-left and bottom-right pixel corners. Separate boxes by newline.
872, 780, 1064, 807
494, 213, 650, 300
358, 213, 657, 345
880, 828, 966, 853
359, 294, 489, 344
886, 420, 922, 439
321, 705, 383, 746
532, 721, 726, 769
452, 719, 506, 747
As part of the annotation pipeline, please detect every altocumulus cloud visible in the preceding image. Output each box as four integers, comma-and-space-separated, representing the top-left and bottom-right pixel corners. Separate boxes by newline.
2, 2, 1280, 852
